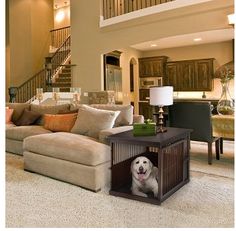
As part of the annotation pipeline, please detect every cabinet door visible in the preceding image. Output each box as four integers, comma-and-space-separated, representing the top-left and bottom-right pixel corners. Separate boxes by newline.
139, 60, 152, 77
179, 61, 195, 91
139, 89, 149, 101
151, 60, 164, 77
194, 59, 213, 91
165, 63, 179, 90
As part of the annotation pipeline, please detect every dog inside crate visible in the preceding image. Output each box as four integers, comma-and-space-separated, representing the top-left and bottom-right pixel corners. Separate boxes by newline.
130, 154, 158, 198
111, 151, 159, 198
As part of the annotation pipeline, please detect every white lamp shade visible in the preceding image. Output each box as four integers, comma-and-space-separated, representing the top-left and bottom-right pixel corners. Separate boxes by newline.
149, 86, 173, 106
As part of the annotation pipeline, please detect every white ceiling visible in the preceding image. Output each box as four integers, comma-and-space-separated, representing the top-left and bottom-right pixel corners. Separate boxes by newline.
131, 28, 234, 51
54, 0, 70, 9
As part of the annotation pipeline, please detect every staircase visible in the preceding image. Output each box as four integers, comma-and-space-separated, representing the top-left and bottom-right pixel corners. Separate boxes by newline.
52, 64, 72, 92
9, 26, 74, 103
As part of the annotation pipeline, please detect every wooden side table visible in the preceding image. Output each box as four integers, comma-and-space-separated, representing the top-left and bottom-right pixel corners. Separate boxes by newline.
107, 127, 192, 205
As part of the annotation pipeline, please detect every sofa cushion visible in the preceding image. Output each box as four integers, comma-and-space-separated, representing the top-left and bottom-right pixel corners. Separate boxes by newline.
6, 107, 14, 124
6, 125, 52, 141
6, 123, 16, 129
30, 104, 71, 125
6, 103, 30, 124
43, 113, 77, 132
91, 104, 133, 127
15, 109, 42, 126
23, 132, 111, 166
71, 105, 120, 139
99, 126, 133, 144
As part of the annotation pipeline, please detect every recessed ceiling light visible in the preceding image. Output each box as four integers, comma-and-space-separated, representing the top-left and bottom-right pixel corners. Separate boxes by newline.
193, 38, 202, 42
150, 44, 158, 47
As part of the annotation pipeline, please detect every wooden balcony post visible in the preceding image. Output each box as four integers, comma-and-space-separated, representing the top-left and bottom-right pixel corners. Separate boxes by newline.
8, 87, 18, 103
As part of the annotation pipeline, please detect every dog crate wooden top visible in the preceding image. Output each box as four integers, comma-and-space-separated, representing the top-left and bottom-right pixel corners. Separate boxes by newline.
107, 127, 192, 148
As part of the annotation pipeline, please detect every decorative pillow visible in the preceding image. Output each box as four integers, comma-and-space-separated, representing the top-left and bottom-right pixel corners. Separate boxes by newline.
91, 104, 133, 127
44, 113, 78, 132
6, 103, 30, 124
15, 109, 42, 126
71, 105, 120, 139
30, 104, 71, 125
6, 107, 14, 124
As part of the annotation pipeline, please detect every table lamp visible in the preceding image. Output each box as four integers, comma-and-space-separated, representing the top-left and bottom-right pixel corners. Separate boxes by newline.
150, 86, 173, 133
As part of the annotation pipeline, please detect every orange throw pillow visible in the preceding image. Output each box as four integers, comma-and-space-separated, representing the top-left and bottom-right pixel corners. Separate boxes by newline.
6, 107, 14, 124
43, 113, 78, 132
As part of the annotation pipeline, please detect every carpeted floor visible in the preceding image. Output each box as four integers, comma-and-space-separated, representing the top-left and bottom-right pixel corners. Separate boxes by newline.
5, 141, 234, 228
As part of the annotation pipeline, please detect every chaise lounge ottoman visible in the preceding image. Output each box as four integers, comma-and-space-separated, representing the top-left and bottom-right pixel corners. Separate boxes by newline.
23, 132, 111, 191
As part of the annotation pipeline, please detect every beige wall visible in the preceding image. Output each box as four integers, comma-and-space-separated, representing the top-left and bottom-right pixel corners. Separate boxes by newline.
54, 5, 70, 29
70, 0, 234, 104
119, 47, 142, 113
6, 0, 53, 99
142, 41, 234, 98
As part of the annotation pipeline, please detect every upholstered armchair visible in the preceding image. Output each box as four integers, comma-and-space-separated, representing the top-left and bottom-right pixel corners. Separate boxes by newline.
168, 101, 222, 165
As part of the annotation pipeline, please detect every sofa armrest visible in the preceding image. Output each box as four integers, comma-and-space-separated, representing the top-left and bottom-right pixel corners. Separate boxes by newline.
99, 126, 133, 144
133, 114, 144, 124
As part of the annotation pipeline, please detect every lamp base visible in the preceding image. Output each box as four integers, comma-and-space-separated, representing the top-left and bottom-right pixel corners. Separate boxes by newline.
156, 126, 167, 133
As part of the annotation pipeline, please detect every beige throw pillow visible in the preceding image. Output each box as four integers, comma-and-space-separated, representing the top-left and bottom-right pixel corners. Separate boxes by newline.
71, 105, 120, 139
91, 104, 133, 127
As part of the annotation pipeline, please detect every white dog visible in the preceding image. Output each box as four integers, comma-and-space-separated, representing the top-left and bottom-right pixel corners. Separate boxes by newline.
131, 156, 158, 198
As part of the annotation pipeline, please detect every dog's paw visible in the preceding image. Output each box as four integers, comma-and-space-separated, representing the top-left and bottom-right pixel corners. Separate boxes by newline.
153, 192, 158, 198
132, 190, 148, 197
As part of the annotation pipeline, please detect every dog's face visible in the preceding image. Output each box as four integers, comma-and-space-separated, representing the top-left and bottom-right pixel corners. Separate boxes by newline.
131, 156, 153, 182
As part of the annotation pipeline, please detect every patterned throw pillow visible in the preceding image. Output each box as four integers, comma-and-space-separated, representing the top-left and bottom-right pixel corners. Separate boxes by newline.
43, 113, 78, 132
71, 105, 120, 139
15, 109, 41, 126
6, 107, 14, 124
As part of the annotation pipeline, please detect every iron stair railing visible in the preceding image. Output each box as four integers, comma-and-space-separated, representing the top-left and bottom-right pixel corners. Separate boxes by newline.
9, 69, 47, 103
9, 34, 71, 103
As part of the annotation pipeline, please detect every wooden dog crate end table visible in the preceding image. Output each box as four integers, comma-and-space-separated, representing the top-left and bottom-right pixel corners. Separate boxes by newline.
107, 127, 192, 205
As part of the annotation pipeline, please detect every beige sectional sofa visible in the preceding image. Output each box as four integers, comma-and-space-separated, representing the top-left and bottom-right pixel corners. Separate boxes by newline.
6, 103, 144, 192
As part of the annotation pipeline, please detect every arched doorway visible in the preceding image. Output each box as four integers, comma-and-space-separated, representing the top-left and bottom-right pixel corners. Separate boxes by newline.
129, 58, 138, 113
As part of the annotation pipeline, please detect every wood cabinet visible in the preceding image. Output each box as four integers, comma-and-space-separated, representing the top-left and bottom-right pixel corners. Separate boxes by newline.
139, 56, 168, 77
194, 59, 214, 91
165, 58, 214, 91
139, 102, 155, 120
139, 89, 150, 101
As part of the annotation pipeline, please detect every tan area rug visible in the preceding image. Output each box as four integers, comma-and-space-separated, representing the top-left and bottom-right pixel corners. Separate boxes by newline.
5, 141, 234, 228
190, 141, 234, 178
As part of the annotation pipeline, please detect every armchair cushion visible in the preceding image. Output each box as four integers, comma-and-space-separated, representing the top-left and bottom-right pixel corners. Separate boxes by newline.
133, 114, 144, 124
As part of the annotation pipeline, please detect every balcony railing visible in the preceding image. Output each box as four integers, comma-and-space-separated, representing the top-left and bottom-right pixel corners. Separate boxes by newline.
102, 0, 174, 20
50, 26, 70, 49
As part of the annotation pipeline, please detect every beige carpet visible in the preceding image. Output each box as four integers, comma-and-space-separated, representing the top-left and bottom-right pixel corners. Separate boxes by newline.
5, 141, 234, 228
